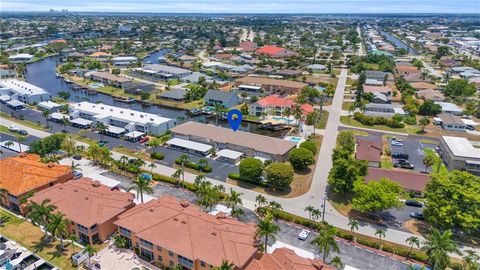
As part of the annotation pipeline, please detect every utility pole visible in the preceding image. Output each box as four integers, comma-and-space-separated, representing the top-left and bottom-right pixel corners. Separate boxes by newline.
321, 191, 327, 222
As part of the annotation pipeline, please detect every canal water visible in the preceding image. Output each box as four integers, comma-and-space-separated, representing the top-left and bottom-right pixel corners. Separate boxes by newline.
23, 51, 288, 137
380, 31, 416, 54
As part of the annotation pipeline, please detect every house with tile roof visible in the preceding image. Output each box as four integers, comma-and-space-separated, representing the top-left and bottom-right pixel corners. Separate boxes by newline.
245, 247, 335, 270
0, 153, 72, 213
235, 76, 308, 95
365, 168, 430, 196
250, 95, 295, 116
355, 137, 383, 167
114, 196, 259, 269
256, 45, 297, 58
28, 178, 135, 245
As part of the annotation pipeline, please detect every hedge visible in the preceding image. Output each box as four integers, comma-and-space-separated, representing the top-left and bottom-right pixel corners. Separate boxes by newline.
228, 172, 240, 180
150, 152, 165, 160
299, 141, 318, 155
353, 112, 405, 128
149, 170, 197, 192
175, 159, 212, 173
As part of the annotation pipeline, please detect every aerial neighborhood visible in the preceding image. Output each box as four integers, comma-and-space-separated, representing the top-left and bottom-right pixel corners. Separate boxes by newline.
0, 7, 479, 270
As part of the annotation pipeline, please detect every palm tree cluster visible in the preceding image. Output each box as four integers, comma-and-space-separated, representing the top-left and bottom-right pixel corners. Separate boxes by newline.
129, 174, 154, 204
255, 194, 283, 217
86, 143, 113, 166
193, 175, 226, 211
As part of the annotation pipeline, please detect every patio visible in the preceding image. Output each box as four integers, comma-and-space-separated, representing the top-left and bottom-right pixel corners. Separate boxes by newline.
94, 244, 161, 270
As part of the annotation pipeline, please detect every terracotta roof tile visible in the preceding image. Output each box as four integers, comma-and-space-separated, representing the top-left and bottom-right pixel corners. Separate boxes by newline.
365, 168, 430, 192
355, 138, 382, 163
245, 248, 335, 270
114, 196, 258, 268
0, 154, 72, 196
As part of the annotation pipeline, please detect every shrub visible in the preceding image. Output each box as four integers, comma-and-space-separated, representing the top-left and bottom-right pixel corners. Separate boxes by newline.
150, 152, 164, 160
353, 112, 405, 128
299, 141, 318, 155
228, 172, 241, 180
174, 159, 212, 172
239, 157, 264, 182
265, 163, 294, 190
202, 166, 212, 173
289, 148, 314, 170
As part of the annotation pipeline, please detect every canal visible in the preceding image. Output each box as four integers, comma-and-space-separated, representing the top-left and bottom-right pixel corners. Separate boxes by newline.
380, 31, 416, 55
22, 51, 288, 137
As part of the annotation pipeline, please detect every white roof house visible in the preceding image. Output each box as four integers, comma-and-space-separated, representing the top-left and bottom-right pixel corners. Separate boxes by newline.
442, 136, 480, 159
8, 53, 34, 62
69, 101, 176, 136
435, 102, 463, 115
0, 79, 52, 104
112, 56, 137, 65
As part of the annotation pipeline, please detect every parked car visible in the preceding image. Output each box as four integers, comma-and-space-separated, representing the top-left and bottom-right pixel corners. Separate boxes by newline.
73, 171, 83, 179
139, 136, 150, 144
391, 137, 403, 142
298, 229, 310, 240
8, 125, 28, 135
410, 212, 424, 219
394, 160, 414, 169
405, 200, 423, 207
392, 153, 409, 159
391, 141, 403, 146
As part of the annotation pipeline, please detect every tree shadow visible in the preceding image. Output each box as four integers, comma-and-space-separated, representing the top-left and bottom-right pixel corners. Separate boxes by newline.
47, 243, 69, 260
0, 216, 11, 227
32, 238, 54, 254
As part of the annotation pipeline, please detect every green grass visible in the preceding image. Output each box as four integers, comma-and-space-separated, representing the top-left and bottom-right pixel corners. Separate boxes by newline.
315, 111, 329, 129
0, 125, 29, 137
381, 156, 393, 169
423, 148, 448, 174
0, 112, 48, 130
342, 101, 354, 111
340, 116, 421, 134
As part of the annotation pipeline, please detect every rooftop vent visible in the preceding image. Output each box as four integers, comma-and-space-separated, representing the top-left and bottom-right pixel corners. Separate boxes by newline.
149, 209, 154, 212
91, 181, 101, 187
181, 220, 187, 224
173, 217, 179, 221
211, 232, 217, 236
180, 201, 189, 208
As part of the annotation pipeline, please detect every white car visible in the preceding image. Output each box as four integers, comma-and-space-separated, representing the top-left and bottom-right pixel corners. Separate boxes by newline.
391, 141, 403, 146
298, 229, 310, 240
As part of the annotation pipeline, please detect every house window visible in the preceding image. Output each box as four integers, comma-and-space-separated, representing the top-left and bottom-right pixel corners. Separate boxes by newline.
140, 248, 154, 262
158, 255, 163, 262
139, 238, 153, 249
168, 251, 174, 257
119, 227, 131, 237
201, 261, 206, 267
157, 246, 162, 251
169, 261, 174, 267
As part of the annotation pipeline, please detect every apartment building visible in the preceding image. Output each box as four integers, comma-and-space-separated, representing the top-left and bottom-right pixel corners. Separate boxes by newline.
0, 154, 72, 213
88, 71, 133, 89
114, 196, 258, 270
439, 136, 480, 176
28, 178, 135, 245
0, 79, 52, 104
235, 76, 308, 95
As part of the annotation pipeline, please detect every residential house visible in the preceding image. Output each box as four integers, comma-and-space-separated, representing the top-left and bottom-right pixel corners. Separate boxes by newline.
0, 79, 52, 104
203, 90, 239, 108
435, 102, 463, 115
235, 76, 307, 95
396, 62, 419, 75
256, 45, 297, 58
114, 196, 259, 269
306, 64, 326, 72
8, 53, 34, 63
249, 95, 295, 116
437, 113, 467, 132
28, 178, 135, 245
239, 41, 257, 52
245, 247, 335, 270
355, 137, 382, 167
158, 88, 187, 102
416, 89, 445, 102
365, 70, 390, 83
364, 103, 405, 118
88, 71, 133, 89
112, 56, 138, 66
365, 168, 430, 196
0, 154, 72, 213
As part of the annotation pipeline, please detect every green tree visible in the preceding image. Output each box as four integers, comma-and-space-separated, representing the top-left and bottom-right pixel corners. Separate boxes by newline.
422, 155, 435, 173
46, 212, 68, 249
375, 229, 386, 248
27, 199, 57, 238
330, 256, 344, 269
255, 194, 267, 209
85, 245, 97, 264
256, 215, 280, 252
462, 250, 480, 270
419, 100, 442, 116
95, 122, 109, 142
289, 148, 314, 170
311, 224, 339, 262
213, 260, 235, 270
419, 117, 430, 133
352, 178, 404, 213
265, 162, 294, 191
424, 171, 480, 232
348, 219, 359, 242
337, 131, 356, 153
128, 174, 153, 203
225, 189, 244, 218
444, 79, 476, 98
299, 141, 318, 155
41, 109, 51, 128
406, 236, 420, 259
69, 234, 78, 254
421, 229, 460, 270
328, 156, 367, 194
239, 157, 264, 182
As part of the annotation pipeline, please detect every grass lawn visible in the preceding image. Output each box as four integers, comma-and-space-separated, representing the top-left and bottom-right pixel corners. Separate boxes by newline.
0, 125, 29, 138
340, 116, 421, 134
70, 133, 98, 145
380, 155, 393, 169
0, 208, 77, 270
364, 63, 379, 70
342, 101, 354, 111
151, 98, 203, 110
0, 112, 48, 131
423, 148, 448, 174
113, 146, 154, 162
314, 111, 329, 129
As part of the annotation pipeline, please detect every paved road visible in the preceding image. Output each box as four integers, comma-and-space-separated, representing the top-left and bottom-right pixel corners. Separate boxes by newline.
357, 25, 366, 56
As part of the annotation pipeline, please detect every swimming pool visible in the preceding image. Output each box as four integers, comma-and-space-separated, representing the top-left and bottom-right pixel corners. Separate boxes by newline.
284, 136, 302, 143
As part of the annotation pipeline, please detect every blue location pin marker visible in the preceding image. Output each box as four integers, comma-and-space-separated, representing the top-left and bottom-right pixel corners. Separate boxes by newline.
227, 109, 243, 132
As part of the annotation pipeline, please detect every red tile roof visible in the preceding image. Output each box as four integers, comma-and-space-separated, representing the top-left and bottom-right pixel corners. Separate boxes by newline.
365, 168, 430, 192
0, 154, 72, 196
256, 45, 285, 55
257, 95, 295, 107
30, 178, 135, 227
300, 103, 314, 115
245, 248, 335, 270
114, 196, 258, 268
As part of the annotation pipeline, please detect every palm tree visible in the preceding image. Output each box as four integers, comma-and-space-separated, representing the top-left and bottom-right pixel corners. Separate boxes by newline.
348, 219, 359, 242
330, 256, 344, 269
27, 199, 57, 238
283, 107, 292, 125
69, 234, 78, 254
61, 117, 70, 132
148, 162, 157, 174
61, 135, 77, 156
420, 70, 428, 80
255, 194, 267, 209
406, 236, 420, 259
462, 250, 479, 270
312, 224, 339, 262
421, 229, 461, 270
177, 154, 190, 186
423, 155, 435, 173
292, 104, 303, 126
225, 189, 243, 218
71, 161, 81, 172
375, 229, 386, 248
256, 215, 280, 252
4, 140, 14, 150
15, 135, 24, 153
213, 102, 223, 126
19, 191, 35, 205
198, 159, 209, 171
213, 260, 235, 270
95, 122, 109, 142
128, 174, 153, 203
311, 209, 321, 222
305, 205, 315, 227
46, 213, 68, 249
172, 169, 183, 187
268, 201, 283, 215
41, 109, 51, 128
85, 245, 97, 264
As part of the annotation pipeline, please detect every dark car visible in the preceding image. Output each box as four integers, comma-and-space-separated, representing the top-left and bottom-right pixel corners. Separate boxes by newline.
410, 212, 424, 219
394, 160, 415, 169
392, 152, 409, 159
405, 200, 423, 207
17, 129, 28, 135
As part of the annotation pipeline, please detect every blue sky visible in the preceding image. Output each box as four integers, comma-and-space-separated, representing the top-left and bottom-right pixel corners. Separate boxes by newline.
2, 0, 479, 13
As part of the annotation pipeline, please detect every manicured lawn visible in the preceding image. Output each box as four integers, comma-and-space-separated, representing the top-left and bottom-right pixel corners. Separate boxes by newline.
342, 101, 354, 111
423, 148, 448, 174
0, 112, 48, 131
340, 116, 421, 134
0, 125, 29, 137
113, 146, 154, 162
315, 111, 329, 129
380, 156, 393, 169
0, 208, 76, 270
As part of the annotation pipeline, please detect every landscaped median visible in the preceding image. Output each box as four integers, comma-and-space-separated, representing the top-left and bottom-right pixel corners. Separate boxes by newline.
340, 115, 420, 134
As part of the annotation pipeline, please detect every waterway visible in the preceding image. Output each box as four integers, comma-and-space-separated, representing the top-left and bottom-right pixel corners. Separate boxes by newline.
380, 31, 416, 55
22, 51, 288, 137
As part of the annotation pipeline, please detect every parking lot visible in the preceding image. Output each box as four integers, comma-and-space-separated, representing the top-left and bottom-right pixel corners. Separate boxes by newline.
388, 136, 438, 173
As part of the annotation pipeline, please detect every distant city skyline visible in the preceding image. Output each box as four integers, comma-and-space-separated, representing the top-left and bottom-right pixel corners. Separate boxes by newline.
2, 0, 479, 14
